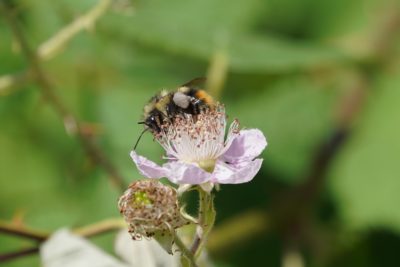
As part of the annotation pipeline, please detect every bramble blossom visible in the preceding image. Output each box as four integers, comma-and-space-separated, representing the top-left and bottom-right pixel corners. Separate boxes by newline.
131, 104, 267, 185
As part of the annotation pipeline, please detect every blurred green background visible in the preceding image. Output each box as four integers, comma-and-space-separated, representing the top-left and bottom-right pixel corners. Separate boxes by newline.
1, 0, 400, 266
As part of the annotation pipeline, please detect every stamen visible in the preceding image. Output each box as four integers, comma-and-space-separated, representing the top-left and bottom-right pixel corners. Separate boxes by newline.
154, 104, 239, 163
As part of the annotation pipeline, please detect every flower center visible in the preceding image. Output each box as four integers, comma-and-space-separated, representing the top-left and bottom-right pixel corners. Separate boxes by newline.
132, 191, 152, 206
155, 104, 240, 164
198, 159, 217, 173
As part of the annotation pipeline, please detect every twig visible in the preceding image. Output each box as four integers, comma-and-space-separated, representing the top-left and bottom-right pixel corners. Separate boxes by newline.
37, 0, 112, 61
0, 1, 127, 193
73, 218, 126, 237
0, 218, 125, 241
0, 247, 39, 262
0, 221, 47, 242
0, 0, 112, 93
0, 218, 125, 263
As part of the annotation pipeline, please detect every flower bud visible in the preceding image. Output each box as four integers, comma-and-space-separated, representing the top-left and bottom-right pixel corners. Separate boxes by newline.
118, 180, 187, 239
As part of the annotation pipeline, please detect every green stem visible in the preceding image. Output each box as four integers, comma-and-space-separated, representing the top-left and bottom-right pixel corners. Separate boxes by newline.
174, 234, 198, 267
191, 187, 216, 260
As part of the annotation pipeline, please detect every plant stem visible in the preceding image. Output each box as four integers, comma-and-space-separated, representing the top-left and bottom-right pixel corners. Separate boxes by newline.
190, 187, 216, 260
174, 234, 198, 267
37, 0, 112, 60
0, 247, 39, 262
0, 221, 47, 242
73, 218, 126, 237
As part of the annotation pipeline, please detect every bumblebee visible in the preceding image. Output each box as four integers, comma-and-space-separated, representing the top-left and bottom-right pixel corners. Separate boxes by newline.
134, 78, 215, 149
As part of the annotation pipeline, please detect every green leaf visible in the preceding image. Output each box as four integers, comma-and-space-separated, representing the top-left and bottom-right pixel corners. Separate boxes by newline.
153, 230, 175, 255
226, 76, 337, 182
102, 0, 347, 73
330, 73, 400, 232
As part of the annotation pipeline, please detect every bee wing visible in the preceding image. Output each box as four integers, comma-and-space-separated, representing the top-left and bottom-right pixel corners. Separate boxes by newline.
181, 77, 206, 89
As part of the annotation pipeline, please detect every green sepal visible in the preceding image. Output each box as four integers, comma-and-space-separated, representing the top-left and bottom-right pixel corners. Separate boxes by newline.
153, 230, 175, 255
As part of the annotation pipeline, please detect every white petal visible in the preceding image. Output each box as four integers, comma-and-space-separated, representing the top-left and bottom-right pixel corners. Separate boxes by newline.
211, 159, 263, 184
222, 129, 267, 163
115, 230, 179, 267
40, 229, 129, 267
130, 151, 168, 178
163, 161, 212, 184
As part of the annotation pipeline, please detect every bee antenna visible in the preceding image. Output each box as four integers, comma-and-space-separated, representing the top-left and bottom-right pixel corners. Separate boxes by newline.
133, 128, 149, 150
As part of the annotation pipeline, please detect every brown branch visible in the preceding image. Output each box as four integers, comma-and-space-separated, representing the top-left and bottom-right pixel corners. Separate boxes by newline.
0, 218, 125, 241
0, 1, 127, 193
0, 247, 39, 263
0, 221, 47, 242
0, 218, 125, 263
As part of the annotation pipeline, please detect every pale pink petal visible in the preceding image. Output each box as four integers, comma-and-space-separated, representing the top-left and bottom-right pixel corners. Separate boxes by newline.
163, 161, 211, 184
222, 129, 267, 163
211, 159, 263, 184
130, 151, 168, 178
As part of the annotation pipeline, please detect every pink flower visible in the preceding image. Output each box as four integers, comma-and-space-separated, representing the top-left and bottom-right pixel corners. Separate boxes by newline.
131, 105, 267, 185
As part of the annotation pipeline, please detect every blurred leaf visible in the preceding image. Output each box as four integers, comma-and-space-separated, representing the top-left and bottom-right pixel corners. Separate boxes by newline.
0, 26, 25, 74
309, 0, 400, 60
225, 76, 337, 182
330, 73, 400, 231
228, 35, 345, 72
102, 0, 347, 73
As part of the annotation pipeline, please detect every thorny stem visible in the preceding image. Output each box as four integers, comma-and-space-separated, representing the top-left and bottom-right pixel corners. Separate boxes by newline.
0, 1, 127, 193
191, 187, 216, 260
